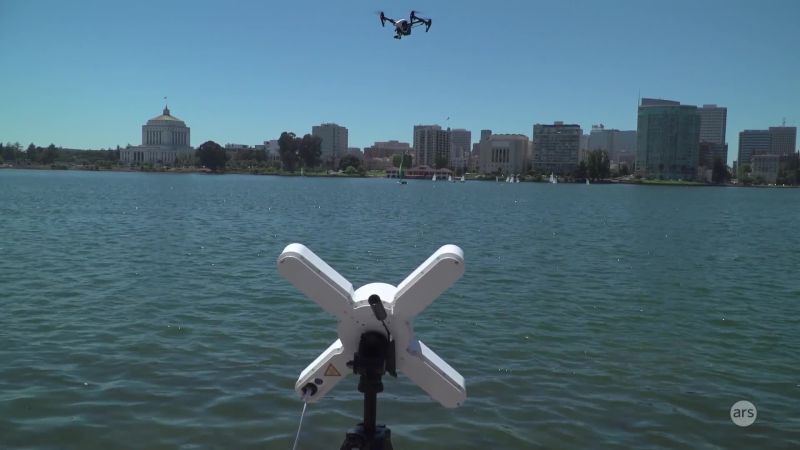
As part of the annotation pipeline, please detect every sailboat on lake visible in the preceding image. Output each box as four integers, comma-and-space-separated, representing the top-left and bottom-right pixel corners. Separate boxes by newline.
397, 154, 407, 184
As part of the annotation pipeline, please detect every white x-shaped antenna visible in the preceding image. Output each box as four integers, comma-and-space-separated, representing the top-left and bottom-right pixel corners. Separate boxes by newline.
277, 243, 467, 408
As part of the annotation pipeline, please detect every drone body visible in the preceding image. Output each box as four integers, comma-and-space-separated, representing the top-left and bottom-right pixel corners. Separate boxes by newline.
379, 11, 432, 39
277, 243, 466, 408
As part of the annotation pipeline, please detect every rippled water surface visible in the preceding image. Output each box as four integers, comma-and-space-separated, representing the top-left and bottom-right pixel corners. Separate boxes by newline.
1, 170, 799, 449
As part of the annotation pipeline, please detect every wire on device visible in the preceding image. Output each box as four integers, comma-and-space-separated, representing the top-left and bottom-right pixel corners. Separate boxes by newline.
291, 385, 316, 450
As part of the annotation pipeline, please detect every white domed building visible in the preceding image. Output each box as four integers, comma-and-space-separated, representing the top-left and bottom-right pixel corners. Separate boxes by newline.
120, 105, 192, 165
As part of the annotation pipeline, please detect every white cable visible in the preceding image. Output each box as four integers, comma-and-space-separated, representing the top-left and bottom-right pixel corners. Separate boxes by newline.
290, 398, 309, 450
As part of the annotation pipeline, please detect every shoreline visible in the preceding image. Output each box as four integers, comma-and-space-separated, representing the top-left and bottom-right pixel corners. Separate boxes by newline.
1, 165, 797, 188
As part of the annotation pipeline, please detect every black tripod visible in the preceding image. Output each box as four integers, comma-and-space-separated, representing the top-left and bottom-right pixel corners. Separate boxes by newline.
340, 296, 396, 450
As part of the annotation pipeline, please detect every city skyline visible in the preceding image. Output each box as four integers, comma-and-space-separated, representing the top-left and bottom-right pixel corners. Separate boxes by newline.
1, 1, 798, 165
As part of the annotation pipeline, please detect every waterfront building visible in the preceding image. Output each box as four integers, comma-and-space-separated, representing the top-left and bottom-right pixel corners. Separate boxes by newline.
737, 130, 771, 172
751, 154, 780, 184
532, 122, 581, 175
479, 134, 529, 175
385, 165, 452, 180
312, 123, 348, 169
469, 142, 481, 172
263, 139, 281, 162
449, 128, 472, 172
737, 126, 797, 173
413, 125, 450, 168
769, 126, 797, 157
346, 147, 363, 159
587, 124, 637, 168
698, 105, 727, 145
579, 132, 589, 161
636, 98, 700, 180
120, 105, 192, 165
363, 140, 411, 170
364, 140, 411, 158
697, 104, 728, 168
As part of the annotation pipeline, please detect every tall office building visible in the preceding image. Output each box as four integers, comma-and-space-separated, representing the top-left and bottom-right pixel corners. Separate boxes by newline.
587, 125, 637, 167
738, 130, 773, 170
312, 123, 348, 168
413, 125, 450, 168
578, 132, 589, 162
697, 104, 728, 166
769, 126, 797, 157
636, 98, 700, 180
449, 128, 472, 171
479, 134, 529, 175
480, 129, 492, 142
532, 121, 582, 175
698, 105, 727, 145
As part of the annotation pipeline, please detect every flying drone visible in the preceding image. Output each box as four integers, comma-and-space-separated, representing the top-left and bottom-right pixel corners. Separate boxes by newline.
379, 10, 432, 39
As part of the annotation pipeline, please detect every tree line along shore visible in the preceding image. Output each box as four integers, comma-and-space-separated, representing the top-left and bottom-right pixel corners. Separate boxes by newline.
3, 141, 798, 187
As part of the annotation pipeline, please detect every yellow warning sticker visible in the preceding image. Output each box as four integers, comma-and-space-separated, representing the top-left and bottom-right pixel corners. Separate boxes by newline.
324, 364, 341, 377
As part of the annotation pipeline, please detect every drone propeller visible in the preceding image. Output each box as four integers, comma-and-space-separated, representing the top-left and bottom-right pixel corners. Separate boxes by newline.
374, 10, 389, 27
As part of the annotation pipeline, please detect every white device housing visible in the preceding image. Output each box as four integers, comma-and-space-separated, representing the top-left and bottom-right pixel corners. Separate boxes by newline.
277, 243, 466, 408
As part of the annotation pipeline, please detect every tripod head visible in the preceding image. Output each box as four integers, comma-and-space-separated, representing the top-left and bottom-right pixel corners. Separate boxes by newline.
349, 295, 398, 391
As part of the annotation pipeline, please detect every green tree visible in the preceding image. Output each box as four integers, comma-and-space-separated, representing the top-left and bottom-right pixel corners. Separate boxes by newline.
392, 153, 412, 168
41, 144, 58, 165
777, 153, 799, 185
339, 154, 361, 171
278, 132, 299, 172
233, 148, 265, 163
196, 140, 228, 172
586, 149, 610, 180
1, 142, 21, 162
298, 134, 322, 168
739, 164, 751, 179
26, 143, 40, 163
434, 154, 448, 169
575, 160, 588, 180
711, 157, 728, 184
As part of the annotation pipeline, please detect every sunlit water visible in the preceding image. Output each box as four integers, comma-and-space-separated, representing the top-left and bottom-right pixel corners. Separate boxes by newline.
1, 169, 798, 449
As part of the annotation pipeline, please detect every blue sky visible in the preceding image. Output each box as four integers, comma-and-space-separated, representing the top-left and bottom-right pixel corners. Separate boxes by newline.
0, 0, 797, 164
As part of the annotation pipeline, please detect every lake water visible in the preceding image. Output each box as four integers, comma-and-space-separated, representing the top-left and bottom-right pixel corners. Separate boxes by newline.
1, 169, 798, 449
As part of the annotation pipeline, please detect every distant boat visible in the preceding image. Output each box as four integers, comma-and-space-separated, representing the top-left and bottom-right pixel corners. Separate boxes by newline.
432, 173, 437, 182
549, 173, 557, 184
398, 155, 407, 184
514, 174, 520, 183
586, 178, 590, 185
448, 175, 453, 182
460, 175, 466, 183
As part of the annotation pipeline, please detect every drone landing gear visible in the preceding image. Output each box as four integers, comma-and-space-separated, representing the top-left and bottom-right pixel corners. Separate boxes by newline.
340, 330, 395, 450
